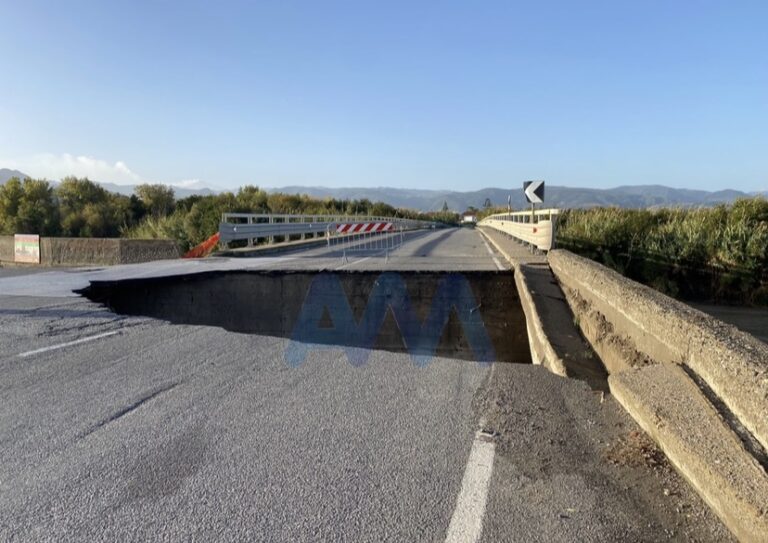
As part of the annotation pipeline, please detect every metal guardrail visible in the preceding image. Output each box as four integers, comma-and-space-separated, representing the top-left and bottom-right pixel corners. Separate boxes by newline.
219, 213, 434, 247
479, 209, 560, 251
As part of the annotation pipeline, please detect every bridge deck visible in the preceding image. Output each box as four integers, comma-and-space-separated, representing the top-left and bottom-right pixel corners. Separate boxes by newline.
0, 229, 505, 299
0, 229, 731, 541
241, 227, 510, 272
476, 226, 547, 268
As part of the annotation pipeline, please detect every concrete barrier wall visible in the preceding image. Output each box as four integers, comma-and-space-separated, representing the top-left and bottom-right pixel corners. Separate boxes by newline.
548, 249, 768, 453
0, 236, 180, 266
479, 218, 555, 251
42, 238, 122, 266
118, 239, 182, 264
549, 249, 768, 540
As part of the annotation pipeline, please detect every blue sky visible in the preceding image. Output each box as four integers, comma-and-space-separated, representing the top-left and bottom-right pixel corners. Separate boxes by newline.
1, 1, 766, 191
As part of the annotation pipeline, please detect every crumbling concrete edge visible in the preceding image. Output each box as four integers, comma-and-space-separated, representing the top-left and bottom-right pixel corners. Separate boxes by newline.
549, 248, 768, 541
477, 228, 567, 376
549, 249, 768, 454
559, 282, 654, 375
610, 364, 768, 543
480, 233, 768, 541
516, 264, 568, 376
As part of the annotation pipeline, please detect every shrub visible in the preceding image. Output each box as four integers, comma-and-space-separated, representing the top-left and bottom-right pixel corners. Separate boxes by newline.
557, 198, 768, 305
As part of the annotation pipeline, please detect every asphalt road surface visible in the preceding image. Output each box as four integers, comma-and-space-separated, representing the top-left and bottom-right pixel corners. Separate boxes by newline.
0, 228, 731, 541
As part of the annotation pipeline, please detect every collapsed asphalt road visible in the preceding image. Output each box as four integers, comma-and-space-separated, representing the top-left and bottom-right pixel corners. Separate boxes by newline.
0, 229, 733, 541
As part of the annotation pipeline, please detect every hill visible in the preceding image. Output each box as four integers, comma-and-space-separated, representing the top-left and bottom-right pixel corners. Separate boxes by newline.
270, 184, 758, 211
2, 167, 761, 210
0, 168, 29, 184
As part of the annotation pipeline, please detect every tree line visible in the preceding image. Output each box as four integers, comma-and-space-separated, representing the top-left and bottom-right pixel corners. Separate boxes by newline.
0, 176, 459, 249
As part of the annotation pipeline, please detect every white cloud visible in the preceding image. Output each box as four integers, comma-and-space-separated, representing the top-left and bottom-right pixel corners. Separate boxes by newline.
2, 153, 144, 185
1, 153, 222, 191
172, 179, 207, 189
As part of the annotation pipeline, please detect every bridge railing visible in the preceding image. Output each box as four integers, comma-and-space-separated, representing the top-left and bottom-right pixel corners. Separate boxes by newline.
219, 213, 434, 248
479, 209, 560, 251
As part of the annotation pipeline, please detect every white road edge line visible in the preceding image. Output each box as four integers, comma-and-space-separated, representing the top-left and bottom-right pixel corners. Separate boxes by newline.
480, 235, 505, 271
335, 245, 393, 270
18, 331, 120, 358
335, 255, 373, 270
445, 423, 496, 543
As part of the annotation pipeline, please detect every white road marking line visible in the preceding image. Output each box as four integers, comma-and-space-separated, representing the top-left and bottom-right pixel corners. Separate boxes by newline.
18, 331, 120, 358
445, 425, 496, 543
335, 255, 374, 270
335, 243, 396, 270
480, 236, 505, 270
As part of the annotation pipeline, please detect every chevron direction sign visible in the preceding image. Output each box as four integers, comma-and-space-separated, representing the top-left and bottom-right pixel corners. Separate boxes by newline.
523, 180, 545, 204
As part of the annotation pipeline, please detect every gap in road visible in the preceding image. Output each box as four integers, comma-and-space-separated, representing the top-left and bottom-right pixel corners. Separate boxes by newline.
79, 270, 532, 365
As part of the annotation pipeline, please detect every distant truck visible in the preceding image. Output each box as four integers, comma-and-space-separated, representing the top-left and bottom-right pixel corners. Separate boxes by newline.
461, 213, 477, 226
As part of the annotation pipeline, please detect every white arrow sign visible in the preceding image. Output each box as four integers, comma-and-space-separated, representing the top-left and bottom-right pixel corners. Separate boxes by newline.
524, 180, 545, 204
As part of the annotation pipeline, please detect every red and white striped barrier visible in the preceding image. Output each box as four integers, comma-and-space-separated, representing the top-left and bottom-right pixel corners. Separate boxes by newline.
335, 222, 394, 234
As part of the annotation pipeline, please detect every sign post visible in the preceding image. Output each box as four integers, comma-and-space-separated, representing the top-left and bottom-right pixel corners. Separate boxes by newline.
523, 180, 545, 223
14, 234, 40, 264
523, 181, 545, 253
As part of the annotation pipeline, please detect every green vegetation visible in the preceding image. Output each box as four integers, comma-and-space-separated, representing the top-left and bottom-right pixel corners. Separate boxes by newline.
477, 206, 508, 220
556, 198, 768, 305
0, 176, 458, 251
0, 176, 141, 237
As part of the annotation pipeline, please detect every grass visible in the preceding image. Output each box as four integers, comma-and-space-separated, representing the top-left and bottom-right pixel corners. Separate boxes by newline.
121, 214, 192, 251
556, 197, 768, 305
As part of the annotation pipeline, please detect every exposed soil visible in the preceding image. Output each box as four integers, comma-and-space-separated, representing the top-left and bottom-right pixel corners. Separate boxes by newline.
565, 285, 654, 370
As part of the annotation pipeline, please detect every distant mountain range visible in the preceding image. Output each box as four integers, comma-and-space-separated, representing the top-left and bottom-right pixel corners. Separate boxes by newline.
270, 184, 764, 211
85, 181, 217, 199
0, 169, 28, 185
1, 167, 763, 210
